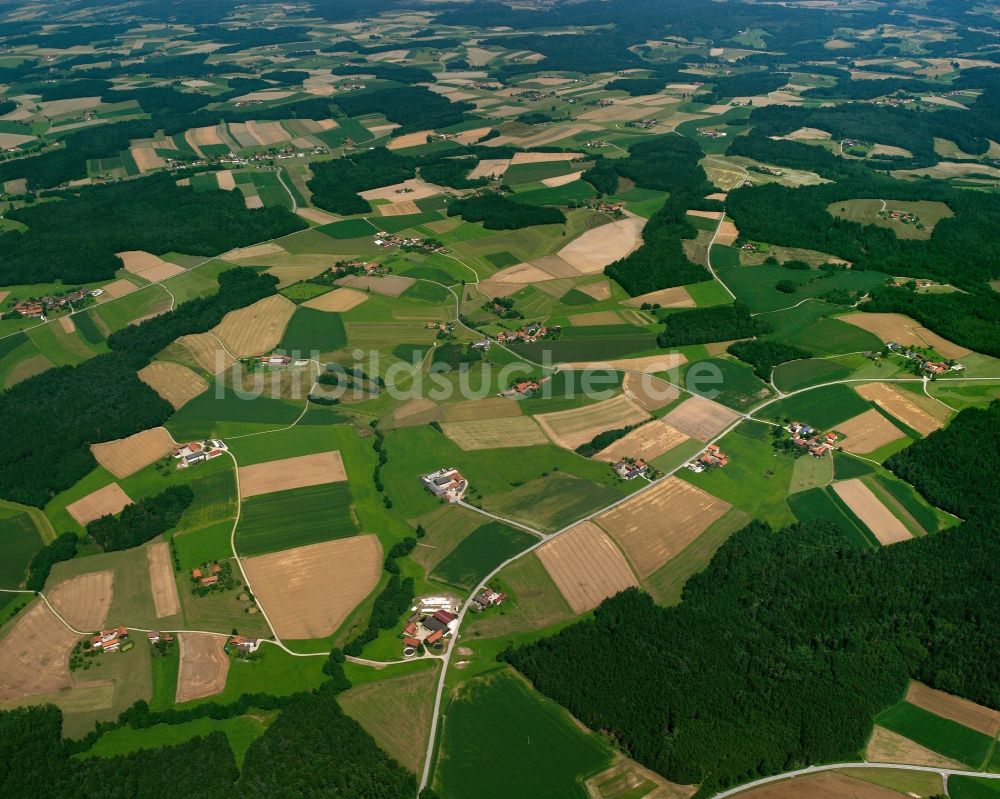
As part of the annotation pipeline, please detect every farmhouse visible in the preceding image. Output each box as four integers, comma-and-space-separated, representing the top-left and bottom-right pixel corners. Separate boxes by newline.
787, 423, 839, 457
614, 458, 650, 480
91, 626, 129, 653
400, 599, 461, 653
472, 587, 507, 610
173, 439, 228, 468
420, 468, 468, 502
228, 635, 261, 654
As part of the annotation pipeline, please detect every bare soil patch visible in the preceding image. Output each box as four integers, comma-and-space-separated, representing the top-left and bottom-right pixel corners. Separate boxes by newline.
441, 416, 549, 450
238, 450, 347, 499
537, 521, 638, 613
59, 315, 76, 334
535, 394, 651, 450
832, 479, 911, 545
662, 396, 741, 441
595, 419, 689, 463
596, 477, 730, 577
784, 127, 832, 141
146, 542, 181, 619
359, 179, 439, 202
212, 295, 295, 357
541, 170, 583, 188
624, 286, 695, 308
906, 681, 1000, 737
558, 216, 646, 275
245, 196, 264, 210
839, 312, 972, 358
0, 602, 77, 702
296, 207, 341, 225
47, 571, 114, 631
216, 170, 236, 190
687, 209, 724, 221
577, 280, 611, 301
177, 333, 236, 373
854, 383, 947, 436
735, 771, 909, 799
222, 242, 285, 261
138, 361, 208, 409
302, 287, 369, 312
835, 408, 906, 454
866, 725, 962, 769
387, 130, 433, 150
66, 483, 134, 526
244, 536, 382, 639
559, 353, 687, 374
176, 633, 229, 703
491, 262, 556, 284
100, 278, 138, 299
624, 373, 680, 411
377, 200, 420, 216
337, 274, 415, 297
130, 146, 165, 173
716, 219, 740, 246
91, 426, 176, 479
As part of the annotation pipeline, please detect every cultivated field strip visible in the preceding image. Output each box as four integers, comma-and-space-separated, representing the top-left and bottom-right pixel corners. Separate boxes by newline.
832, 479, 911, 545
91, 426, 176, 479
237, 450, 348, 499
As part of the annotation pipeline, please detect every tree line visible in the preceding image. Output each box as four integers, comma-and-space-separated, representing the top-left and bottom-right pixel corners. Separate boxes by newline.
728, 340, 811, 380
448, 193, 565, 229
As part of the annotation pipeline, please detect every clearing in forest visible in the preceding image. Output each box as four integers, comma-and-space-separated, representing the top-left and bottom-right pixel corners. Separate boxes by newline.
835, 409, 906, 454
594, 419, 689, 463
595, 477, 730, 577
535, 394, 651, 451
831, 479, 911, 545
662, 396, 742, 442
557, 216, 646, 275
854, 383, 948, 437
0, 601, 78, 702
91, 426, 176, 478
66, 483, 134, 526
147, 542, 181, 619
238, 450, 347, 499
838, 312, 971, 359
211, 295, 296, 357
138, 361, 209, 409
175, 633, 229, 703
242, 535, 381, 640
441, 416, 549, 450
47, 571, 114, 632
536, 521, 638, 614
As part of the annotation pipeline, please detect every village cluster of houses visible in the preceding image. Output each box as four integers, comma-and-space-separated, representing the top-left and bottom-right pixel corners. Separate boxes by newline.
625, 119, 659, 130
421, 467, 468, 502
9, 286, 102, 319
401, 596, 461, 655
495, 322, 557, 345
585, 198, 626, 216
685, 443, 730, 473
373, 232, 447, 254
788, 421, 839, 458
697, 127, 728, 139
614, 458, 651, 480
91, 626, 130, 653
881, 209, 921, 226
886, 342, 964, 375
173, 439, 228, 469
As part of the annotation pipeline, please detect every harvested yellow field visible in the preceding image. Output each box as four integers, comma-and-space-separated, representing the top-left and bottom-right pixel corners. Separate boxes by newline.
866, 725, 962, 769
596, 477, 730, 577
147, 542, 181, 618
246, 120, 290, 146
560, 353, 687, 373
377, 200, 420, 216
91, 427, 176, 479
245, 195, 264, 209
0, 602, 77, 702
623, 286, 695, 308
838, 312, 972, 358
489, 262, 554, 284
215, 170, 236, 190
138, 361, 209, 409
296, 206, 341, 225
558, 216, 646, 275
906, 681, 1000, 737
510, 151, 583, 164
595, 419, 689, 463
468, 158, 511, 179
302, 287, 369, 312
100, 279, 138, 299
238, 450, 347, 499
662, 396, 742, 442
687, 209, 724, 221
359, 179, 439, 202
535, 394, 651, 450
47, 571, 113, 631
337, 274, 414, 297
577, 280, 611, 301
131, 145, 165, 173
832, 479, 911, 545
211, 295, 295, 357
854, 383, 948, 436
177, 333, 236, 373
570, 310, 623, 326
716, 219, 740, 246
243, 536, 382, 639
117, 250, 185, 282
441, 416, 549, 450
735, 771, 912, 799
623, 372, 680, 411
222, 242, 285, 261
454, 126, 492, 145
439, 397, 523, 422
388, 129, 432, 150
66, 483, 134, 526
541, 170, 583, 188
537, 521, 638, 614
176, 633, 229, 703
836, 409, 906, 453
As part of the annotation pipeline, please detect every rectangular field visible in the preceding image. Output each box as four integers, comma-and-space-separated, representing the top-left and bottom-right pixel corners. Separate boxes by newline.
485, 473, 626, 534
537, 521, 638, 614
66, 483, 133, 526
906, 682, 1000, 737
91, 427, 176, 479
855, 382, 949, 437
594, 419, 689, 463
831, 479, 912, 546
596, 478, 731, 577
431, 521, 536, 590
242, 535, 382, 639
440, 417, 549, 450
835, 408, 907, 454
534, 394, 650, 450
138, 361, 208, 410
211, 295, 296, 357
237, 450, 347, 499
875, 701, 992, 768
176, 633, 229, 703
147, 542, 180, 619
235, 482, 359, 556
0, 601, 77, 702
661, 396, 741, 442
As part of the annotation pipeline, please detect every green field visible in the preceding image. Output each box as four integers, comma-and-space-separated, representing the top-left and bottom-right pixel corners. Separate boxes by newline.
682, 357, 772, 411
718, 265, 887, 313
0, 508, 44, 603
173, 520, 234, 570
80, 714, 270, 766
436, 670, 612, 799
950, 777, 1000, 799
235, 482, 359, 556
787, 486, 876, 549
827, 199, 953, 241
485, 473, 626, 534
872, 473, 942, 534
511, 333, 657, 364
73, 312, 106, 345
833, 452, 876, 480
280, 282, 335, 303
165, 382, 303, 440
278, 306, 348, 353
431, 521, 536, 590
876, 701, 993, 768
784, 316, 883, 356
763, 384, 873, 429
181, 646, 327, 707
772, 358, 853, 393
318, 218, 378, 239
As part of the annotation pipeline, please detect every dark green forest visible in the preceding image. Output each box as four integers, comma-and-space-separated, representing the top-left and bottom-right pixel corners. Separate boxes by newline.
307, 148, 415, 215
87, 486, 194, 551
333, 85, 473, 134
728, 340, 812, 380
447, 194, 565, 229
657, 303, 766, 347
